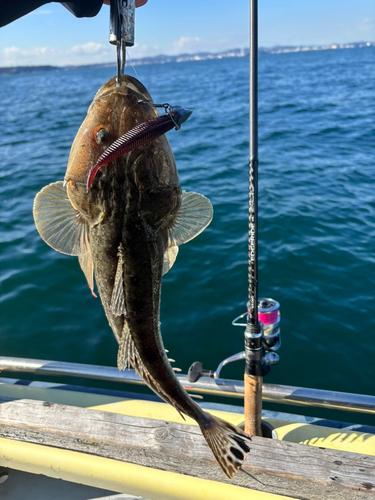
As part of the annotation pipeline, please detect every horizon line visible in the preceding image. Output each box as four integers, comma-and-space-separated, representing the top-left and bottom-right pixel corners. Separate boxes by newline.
0, 41, 373, 71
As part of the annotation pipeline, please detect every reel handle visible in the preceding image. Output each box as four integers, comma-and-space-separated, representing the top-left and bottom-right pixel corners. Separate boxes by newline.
187, 361, 214, 383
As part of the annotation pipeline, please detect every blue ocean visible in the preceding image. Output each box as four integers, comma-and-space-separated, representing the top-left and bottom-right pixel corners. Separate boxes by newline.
0, 47, 374, 423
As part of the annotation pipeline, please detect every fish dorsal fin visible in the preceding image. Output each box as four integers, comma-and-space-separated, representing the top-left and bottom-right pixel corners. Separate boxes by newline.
117, 322, 185, 418
78, 251, 97, 298
111, 243, 125, 317
33, 181, 89, 256
168, 191, 213, 247
162, 245, 179, 275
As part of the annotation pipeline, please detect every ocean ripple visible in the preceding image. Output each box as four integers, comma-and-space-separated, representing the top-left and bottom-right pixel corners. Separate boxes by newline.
0, 48, 374, 413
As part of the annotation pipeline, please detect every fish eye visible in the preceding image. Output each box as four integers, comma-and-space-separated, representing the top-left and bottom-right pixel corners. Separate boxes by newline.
96, 128, 109, 145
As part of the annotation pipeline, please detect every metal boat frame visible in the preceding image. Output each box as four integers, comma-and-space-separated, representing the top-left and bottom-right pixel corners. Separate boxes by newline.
0, 356, 374, 416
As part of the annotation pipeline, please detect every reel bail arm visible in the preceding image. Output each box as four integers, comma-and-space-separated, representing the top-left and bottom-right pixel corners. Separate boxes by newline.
187, 298, 280, 381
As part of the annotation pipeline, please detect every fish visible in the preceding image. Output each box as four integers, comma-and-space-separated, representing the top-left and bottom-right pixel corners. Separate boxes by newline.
33, 74, 251, 478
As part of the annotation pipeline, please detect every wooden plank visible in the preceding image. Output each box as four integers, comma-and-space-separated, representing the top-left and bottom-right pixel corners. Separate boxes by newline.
0, 397, 374, 499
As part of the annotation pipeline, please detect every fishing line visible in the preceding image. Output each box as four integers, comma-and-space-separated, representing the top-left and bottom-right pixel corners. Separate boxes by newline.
238, 468, 269, 487
126, 49, 140, 80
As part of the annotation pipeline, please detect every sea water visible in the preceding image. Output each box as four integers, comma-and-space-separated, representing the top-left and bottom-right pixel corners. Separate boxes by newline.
0, 47, 374, 422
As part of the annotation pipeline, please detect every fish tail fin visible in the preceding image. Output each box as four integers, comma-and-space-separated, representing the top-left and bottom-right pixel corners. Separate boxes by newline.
199, 413, 251, 479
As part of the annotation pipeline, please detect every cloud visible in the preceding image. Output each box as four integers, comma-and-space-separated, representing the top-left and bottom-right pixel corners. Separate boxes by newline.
0, 43, 114, 67
70, 42, 104, 54
0, 46, 54, 66
2, 46, 21, 56
174, 37, 202, 49
0, 45, 51, 62
170, 36, 232, 55
0, 39, 168, 67
356, 17, 375, 34
132, 43, 161, 58
0, 36, 234, 68
139, 36, 233, 58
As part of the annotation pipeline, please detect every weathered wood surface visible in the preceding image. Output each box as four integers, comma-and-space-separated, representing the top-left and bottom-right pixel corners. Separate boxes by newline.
0, 397, 374, 500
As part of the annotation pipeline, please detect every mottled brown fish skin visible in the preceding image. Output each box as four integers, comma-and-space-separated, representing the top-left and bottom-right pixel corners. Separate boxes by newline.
64, 75, 166, 343
64, 75, 209, 420
121, 162, 209, 420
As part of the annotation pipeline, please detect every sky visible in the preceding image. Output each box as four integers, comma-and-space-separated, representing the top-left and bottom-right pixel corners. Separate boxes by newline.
0, 0, 374, 67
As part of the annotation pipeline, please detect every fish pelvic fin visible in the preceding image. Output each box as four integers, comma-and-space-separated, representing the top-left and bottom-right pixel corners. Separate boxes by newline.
199, 413, 251, 479
111, 243, 126, 316
78, 251, 96, 297
162, 245, 178, 275
167, 191, 213, 247
117, 321, 185, 419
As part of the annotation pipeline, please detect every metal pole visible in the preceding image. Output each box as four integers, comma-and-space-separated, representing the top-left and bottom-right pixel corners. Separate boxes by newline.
244, 0, 263, 437
1, 357, 375, 415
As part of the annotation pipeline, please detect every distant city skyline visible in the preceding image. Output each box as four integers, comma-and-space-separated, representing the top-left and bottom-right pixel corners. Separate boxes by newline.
1, 42, 373, 74
0, 0, 374, 67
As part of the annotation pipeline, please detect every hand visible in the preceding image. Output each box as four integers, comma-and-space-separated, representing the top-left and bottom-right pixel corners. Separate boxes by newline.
103, 0, 148, 6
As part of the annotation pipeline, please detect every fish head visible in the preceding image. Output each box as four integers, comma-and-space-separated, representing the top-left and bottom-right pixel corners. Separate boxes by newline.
64, 75, 160, 225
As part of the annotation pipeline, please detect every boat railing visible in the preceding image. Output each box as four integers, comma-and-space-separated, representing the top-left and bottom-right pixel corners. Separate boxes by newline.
0, 356, 374, 415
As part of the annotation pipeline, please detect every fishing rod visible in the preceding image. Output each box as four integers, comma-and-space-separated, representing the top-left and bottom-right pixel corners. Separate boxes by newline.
187, 1, 281, 438
244, 0, 262, 436
244, 0, 282, 436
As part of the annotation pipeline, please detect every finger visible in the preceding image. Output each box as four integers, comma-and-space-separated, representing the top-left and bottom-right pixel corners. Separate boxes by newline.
104, 0, 147, 6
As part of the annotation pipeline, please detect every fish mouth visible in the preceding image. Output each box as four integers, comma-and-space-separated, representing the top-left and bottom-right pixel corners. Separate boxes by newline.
92, 74, 153, 104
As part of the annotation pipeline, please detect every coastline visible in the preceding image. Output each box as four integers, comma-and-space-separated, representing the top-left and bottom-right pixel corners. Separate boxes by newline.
0, 41, 373, 74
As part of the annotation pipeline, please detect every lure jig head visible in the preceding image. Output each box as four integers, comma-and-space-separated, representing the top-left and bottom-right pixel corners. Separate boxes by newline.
86, 106, 192, 191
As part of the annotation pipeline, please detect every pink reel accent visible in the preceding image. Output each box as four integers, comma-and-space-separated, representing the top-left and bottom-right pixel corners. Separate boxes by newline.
258, 310, 278, 325
246, 300, 279, 325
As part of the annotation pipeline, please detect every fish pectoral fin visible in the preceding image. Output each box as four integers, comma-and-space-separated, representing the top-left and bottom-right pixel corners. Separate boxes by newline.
111, 243, 126, 316
34, 182, 95, 295
33, 181, 90, 256
167, 191, 213, 247
117, 321, 185, 418
162, 245, 179, 275
78, 251, 96, 297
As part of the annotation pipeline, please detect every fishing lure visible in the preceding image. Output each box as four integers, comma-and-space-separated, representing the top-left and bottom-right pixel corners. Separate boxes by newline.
86, 106, 192, 191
